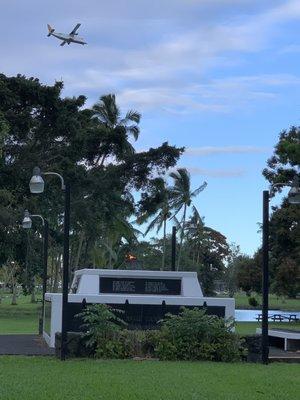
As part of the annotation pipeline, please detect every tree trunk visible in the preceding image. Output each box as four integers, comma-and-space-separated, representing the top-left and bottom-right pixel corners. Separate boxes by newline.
83, 238, 90, 266
11, 283, 17, 305
30, 289, 36, 303
161, 217, 167, 271
30, 276, 36, 303
53, 256, 60, 293
99, 153, 108, 167
177, 204, 187, 270
74, 231, 85, 270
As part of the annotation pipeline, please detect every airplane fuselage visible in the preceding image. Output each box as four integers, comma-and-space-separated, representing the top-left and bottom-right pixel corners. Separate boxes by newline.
51, 32, 86, 45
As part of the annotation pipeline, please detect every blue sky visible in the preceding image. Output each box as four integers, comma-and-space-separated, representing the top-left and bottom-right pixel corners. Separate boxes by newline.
1, 0, 300, 255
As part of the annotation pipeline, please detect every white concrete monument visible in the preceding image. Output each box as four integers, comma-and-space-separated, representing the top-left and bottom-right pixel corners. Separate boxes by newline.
44, 269, 235, 347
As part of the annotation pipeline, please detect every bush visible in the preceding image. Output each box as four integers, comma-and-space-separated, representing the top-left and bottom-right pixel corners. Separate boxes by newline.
248, 296, 259, 307
75, 304, 158, 359
155, 308, 244, 362
241, 335, 262, 363
75, 304, 127, 349
95, 330, 158, 359
55, 332, 94, 358
74, 305, 245, 362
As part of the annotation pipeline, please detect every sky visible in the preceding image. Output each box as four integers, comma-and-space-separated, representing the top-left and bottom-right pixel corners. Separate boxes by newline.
1, 0, 300, 255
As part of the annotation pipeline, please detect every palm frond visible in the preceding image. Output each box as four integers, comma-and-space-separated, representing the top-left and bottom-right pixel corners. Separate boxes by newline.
144, 213, 162, 236
127, 125, 140, 140
191, 181, 207, 197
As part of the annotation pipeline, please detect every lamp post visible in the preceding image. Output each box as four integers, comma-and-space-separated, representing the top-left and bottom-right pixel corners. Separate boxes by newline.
261, 175, 300, 364
29, 167, 70, 361
171, 226, 176, 272
22, 210, 49, 334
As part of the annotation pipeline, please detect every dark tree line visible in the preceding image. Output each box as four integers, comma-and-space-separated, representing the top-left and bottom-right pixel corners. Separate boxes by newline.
0, 74, 183, 294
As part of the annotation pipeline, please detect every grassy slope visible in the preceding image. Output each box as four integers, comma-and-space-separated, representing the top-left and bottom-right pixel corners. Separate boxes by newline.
233, 293, 300, 311
0, 357, 299, 400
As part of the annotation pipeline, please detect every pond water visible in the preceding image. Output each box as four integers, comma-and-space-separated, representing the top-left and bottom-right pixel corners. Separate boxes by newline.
235, 309, 300, 322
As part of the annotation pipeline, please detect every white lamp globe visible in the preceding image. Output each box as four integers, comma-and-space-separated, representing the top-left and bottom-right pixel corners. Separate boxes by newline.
29, 167, 44, 194
22, 210, 32, 229
288, 176, 300, 205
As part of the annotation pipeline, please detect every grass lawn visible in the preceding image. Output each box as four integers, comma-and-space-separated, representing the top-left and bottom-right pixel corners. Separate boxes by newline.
0, 294, 41, 334
235, 321, 300, 335
0, 357, 299, 400
232, 292, 300, 311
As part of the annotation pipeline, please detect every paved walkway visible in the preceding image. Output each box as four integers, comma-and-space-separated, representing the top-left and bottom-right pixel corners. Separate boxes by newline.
0, 335, 55, 356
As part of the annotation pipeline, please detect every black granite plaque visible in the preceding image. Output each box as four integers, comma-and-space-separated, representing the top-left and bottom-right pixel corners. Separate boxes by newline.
99, 277, 181, 295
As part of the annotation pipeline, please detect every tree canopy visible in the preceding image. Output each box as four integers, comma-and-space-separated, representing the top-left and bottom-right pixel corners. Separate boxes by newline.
0, 73, 183, 292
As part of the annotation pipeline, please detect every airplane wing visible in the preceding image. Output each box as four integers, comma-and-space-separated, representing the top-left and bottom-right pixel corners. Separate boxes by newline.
60, 41, 67, 46
69, 23, 81, 35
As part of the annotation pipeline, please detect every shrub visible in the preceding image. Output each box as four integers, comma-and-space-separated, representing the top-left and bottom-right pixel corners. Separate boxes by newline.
75, 305, 158, 359
75, 304, 127, 349
241, 335, 261, 362
75, 305, 244, 362
55, 332, 94, 358
155, 308, 244, 362
248, 296, 259, 307
95, 330, 157, 359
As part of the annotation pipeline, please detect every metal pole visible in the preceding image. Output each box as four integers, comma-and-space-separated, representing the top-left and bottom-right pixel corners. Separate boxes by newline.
41, 220, 49, 334
61, 182, 70, 361
171, 226, 176, 271
262, 190, 269, 364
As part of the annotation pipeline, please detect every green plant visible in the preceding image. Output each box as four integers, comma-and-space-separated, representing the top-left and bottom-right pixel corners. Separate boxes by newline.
75, 304, 127, 349
248, 296, 259, 307
94, 330, 159, 359
155, 307, 244, 362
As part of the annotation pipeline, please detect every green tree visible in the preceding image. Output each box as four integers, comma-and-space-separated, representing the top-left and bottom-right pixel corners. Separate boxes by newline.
169, 168, 207, 269
0, 73, 183, 289
137, 178, 172, 270
263, 126, 300, 297
235, 254, 261, 295
90, 94, 140, 166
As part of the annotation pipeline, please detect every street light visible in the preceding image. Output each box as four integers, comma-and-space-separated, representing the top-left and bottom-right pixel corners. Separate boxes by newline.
22, 210, 49, 335
288, 176, 300, 204
29, 167, 70, 361
262, 174, 300, 364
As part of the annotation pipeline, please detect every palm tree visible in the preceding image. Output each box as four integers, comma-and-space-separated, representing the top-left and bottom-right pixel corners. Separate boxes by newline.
185, 206, 205, 264
137, 178, 171, 270
92, 215, 140, 269
169, 168, 207, 269
92, 94, 141, 166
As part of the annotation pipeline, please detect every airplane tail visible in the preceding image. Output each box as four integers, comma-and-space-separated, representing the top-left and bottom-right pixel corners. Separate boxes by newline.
47, 24, 55, 37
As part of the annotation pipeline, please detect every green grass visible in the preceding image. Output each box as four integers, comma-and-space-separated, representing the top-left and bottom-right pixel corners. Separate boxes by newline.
0, 357, 299, 400
235, 322, 300, 335
232, 292, 300, 311
0, 316, 39, 334
0, 294, 41, 334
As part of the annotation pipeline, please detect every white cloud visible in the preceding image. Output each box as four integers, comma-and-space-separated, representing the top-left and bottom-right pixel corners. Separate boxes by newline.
185, 146, 270, 156
2, 1, 300, 114
181, 166, 246, 178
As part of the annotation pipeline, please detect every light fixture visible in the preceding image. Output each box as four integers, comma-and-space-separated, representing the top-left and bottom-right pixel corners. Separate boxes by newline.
29, 167, 45, 194
22, 210, 32, 229
288, 175, 300, 204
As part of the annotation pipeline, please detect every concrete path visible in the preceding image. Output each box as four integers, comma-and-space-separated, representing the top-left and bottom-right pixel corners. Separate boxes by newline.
0, 335, 55, 356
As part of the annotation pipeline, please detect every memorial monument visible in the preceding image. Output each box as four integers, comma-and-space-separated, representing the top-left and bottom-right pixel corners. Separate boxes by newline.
44, 269, 235, 347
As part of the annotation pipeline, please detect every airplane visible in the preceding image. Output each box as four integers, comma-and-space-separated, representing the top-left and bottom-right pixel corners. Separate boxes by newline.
47, 23, 87, 46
